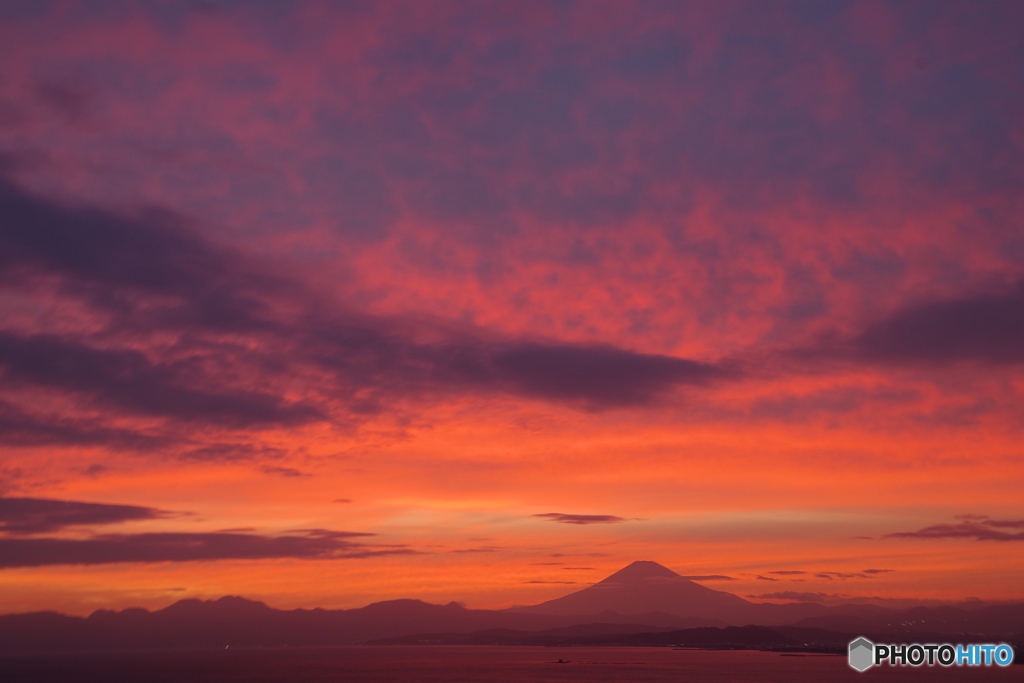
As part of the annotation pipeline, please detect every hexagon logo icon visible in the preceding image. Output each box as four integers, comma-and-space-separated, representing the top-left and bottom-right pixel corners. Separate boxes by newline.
849, 637, 874, 672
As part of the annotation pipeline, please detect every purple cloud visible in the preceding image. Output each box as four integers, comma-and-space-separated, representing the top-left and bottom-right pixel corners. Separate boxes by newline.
0, 497, 168, 534
532, 513, 635, 525
852, 283, 1024, 365
0, 174, 738, 458
885, 518, 1024, 542
0, 529, 410, 568
260, 466, 309, 478
490, 343, 725, 407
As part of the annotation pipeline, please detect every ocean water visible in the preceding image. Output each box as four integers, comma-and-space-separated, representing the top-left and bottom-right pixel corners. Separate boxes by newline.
0, 646, 1017, 683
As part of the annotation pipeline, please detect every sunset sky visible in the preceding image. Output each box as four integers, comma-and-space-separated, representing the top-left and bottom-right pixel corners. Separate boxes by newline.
1, 0, 1022, 617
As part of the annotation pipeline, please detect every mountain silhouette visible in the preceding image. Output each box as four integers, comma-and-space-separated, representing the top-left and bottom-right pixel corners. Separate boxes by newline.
0, 592, 720, 652
1, 561, 1020, 652
512, 560, 752, 618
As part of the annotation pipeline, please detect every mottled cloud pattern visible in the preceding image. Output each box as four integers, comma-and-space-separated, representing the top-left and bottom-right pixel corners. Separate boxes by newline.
0, 0, 1021, 610
0, 175, 733, 456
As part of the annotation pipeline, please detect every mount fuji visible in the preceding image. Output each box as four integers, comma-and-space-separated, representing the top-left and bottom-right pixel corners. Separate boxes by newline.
512, 560, 828, 625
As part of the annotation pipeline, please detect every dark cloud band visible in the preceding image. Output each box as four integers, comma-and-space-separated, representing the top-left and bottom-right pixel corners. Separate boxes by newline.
748, 591, 842, 602
853, 284, 1024, 365
0, 529, 410, 568
885, 518, 1024, 542
532, 513, 635, 525
0, 497, 165, 534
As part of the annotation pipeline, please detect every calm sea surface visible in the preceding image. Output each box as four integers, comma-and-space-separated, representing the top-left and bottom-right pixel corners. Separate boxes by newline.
0, 646, 1018, 683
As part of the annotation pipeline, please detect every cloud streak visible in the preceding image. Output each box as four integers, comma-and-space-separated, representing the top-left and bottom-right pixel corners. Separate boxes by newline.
798, 282, 1024, 371
532, 513, 637, 525
886, 518, 1024, 542
748, 592, 843, 602
852, 284, 1024, 365
0, 332, 323, 428
489, 343, 724, 407
0, 497, 167, 534
0, 529, 410, 568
